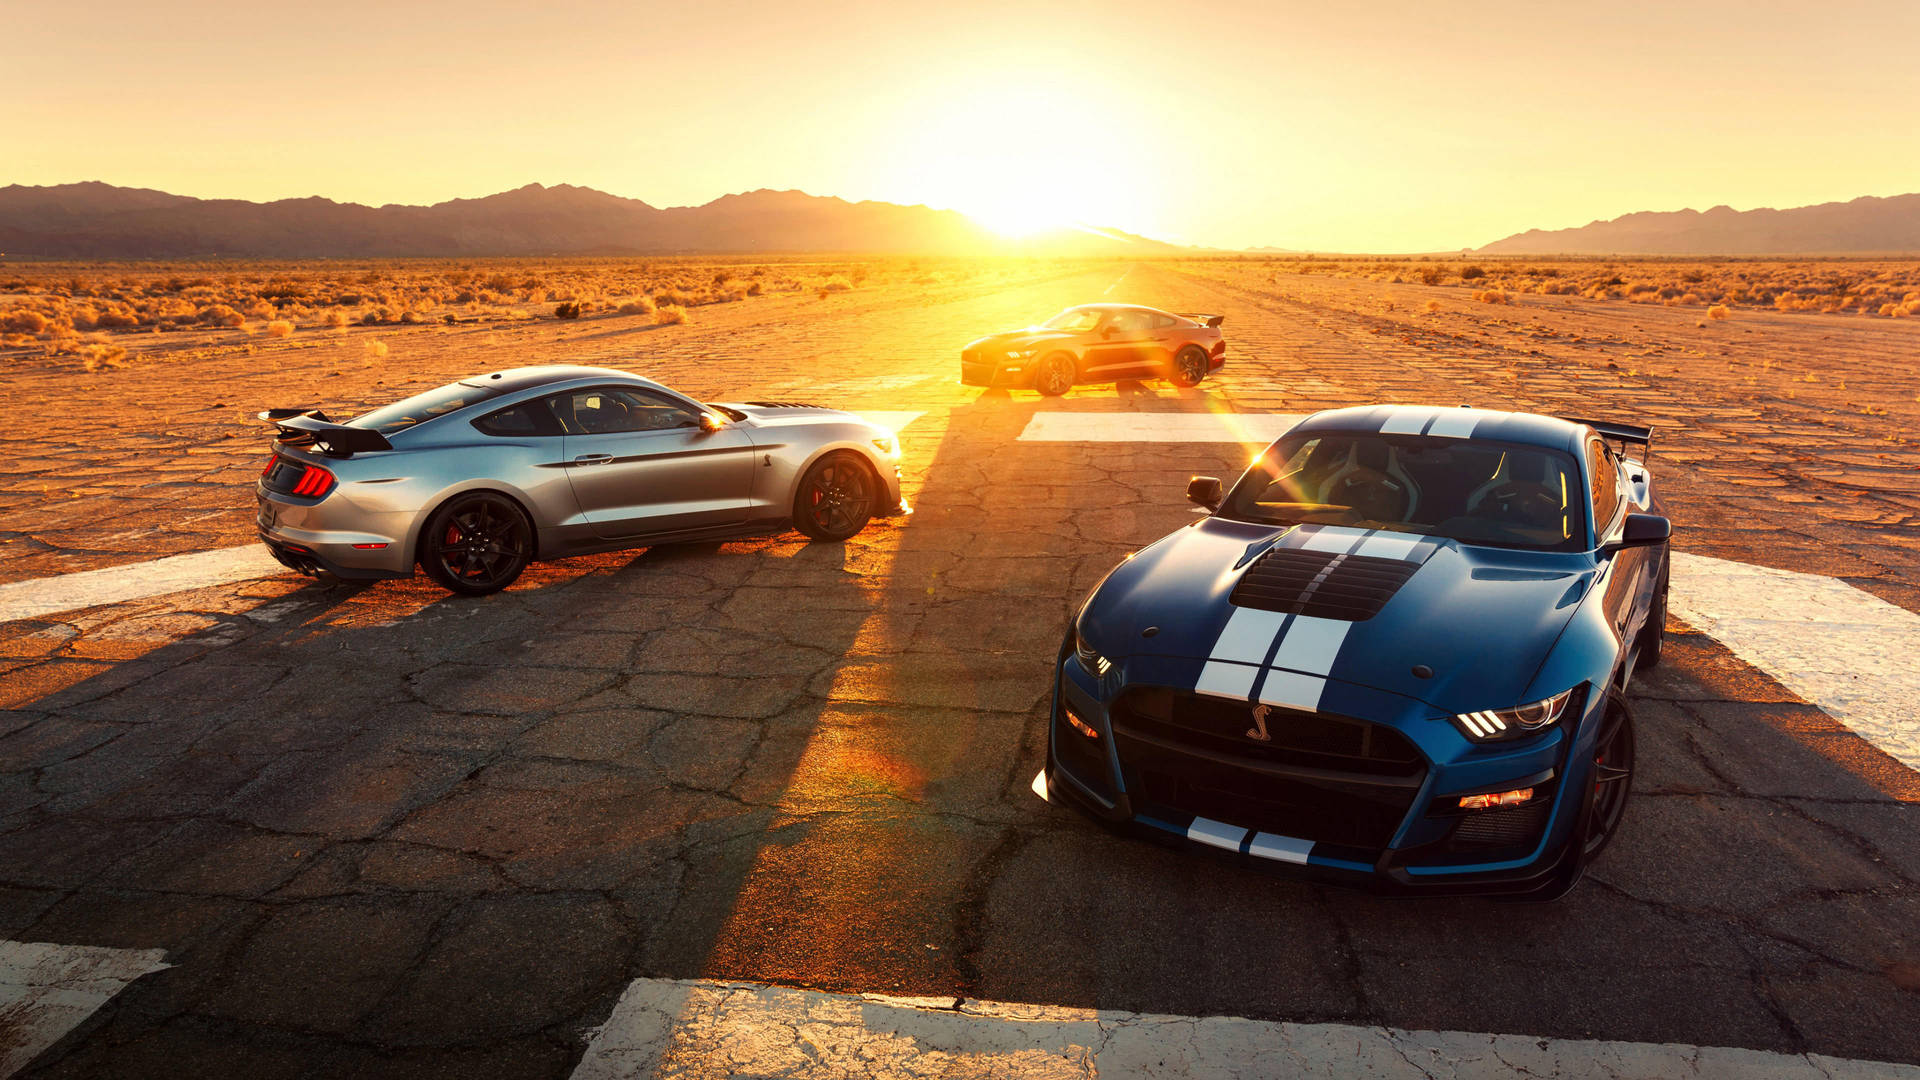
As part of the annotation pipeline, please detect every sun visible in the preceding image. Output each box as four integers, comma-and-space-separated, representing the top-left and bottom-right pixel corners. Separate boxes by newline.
873, 82, 1154, 239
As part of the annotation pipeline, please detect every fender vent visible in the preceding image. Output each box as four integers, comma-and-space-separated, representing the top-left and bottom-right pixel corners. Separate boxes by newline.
744, 400, 829, 409
1229, 548, 1419, 621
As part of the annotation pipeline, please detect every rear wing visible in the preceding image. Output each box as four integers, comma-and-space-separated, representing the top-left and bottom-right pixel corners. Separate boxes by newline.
1563, 416, 1653, 458
1181, 313, 1226, 329
258, 409, 392, 456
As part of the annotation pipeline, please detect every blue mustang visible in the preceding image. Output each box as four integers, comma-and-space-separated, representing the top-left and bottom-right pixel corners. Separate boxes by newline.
1044, 405, 1670, 898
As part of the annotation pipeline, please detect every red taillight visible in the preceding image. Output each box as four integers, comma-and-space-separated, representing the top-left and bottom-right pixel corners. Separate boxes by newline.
290, 464, 335, 498
260, 455, 277, 477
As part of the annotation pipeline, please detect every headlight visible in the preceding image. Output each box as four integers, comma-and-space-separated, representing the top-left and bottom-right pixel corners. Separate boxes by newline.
1004, 349, 1034, 361
870, 434, 898, 456
1073, 628, 1111, 677
1451, 687, 1578, 742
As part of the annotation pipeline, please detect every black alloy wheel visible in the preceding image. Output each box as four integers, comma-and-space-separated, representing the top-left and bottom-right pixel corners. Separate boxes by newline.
1034, 354, 1075, 397
1580, 693, 1636, 860
795, 453, 875, 541
421, 492, 534, 596
1172, 345, 1209, 387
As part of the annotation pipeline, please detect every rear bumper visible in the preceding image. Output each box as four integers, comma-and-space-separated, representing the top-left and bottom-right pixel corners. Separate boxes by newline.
256, 486, 416, 579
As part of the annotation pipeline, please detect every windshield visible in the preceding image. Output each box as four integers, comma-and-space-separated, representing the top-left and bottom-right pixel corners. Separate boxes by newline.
1041, 308, 1105, 332
351, 382, 500, 435
1220, 432, 1588, 552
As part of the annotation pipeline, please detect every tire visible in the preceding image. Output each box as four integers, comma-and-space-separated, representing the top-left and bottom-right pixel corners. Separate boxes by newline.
1634, 561, 1669, 671
793, 452, 876, 542
419, 491, 534, 596
1033, 353, 1075, 397
1579, 692, 1636, 862
1171, 345, 1209, 388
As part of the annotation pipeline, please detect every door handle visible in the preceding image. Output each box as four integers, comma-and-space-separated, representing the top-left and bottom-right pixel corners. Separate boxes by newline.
573, 453, 613, 466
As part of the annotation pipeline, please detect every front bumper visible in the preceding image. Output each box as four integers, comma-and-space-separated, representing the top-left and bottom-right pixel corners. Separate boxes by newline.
960, 349, 1036, 388
1041, 642, 1587, 897
255, 485, 416, 580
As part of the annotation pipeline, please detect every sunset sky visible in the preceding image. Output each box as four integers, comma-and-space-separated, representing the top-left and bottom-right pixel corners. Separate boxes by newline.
7, 0, 1916, 251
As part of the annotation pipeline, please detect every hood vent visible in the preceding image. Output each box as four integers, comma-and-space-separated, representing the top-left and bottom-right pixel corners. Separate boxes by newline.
1229, 548, 1420, 621
744, 400, 829, 409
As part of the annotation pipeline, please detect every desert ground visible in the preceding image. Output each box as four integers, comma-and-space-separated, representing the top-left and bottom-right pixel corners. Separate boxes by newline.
1, 258, 1918, 1076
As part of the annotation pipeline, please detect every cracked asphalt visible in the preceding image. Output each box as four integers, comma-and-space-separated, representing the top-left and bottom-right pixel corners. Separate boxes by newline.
1, 261, 1917, 1076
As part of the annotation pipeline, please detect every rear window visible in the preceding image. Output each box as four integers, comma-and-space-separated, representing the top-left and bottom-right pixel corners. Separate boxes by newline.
351, 382, 499, 436
472, 402, 554, 436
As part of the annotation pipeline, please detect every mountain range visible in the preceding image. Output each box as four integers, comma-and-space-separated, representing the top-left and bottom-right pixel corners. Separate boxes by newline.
0, 182, 1178, 258
1476, 193, 1920, 255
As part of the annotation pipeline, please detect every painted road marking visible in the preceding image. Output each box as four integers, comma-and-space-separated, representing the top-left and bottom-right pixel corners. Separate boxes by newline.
0, 546, 283, 625
1016, 412, 1304, 443
1, 940, 170, 1078
1671, 552, 1920, 772
570, 977, 1920, 1080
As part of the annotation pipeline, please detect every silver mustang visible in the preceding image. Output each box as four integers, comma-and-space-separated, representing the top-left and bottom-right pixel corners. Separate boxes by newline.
254, 365, 907, 594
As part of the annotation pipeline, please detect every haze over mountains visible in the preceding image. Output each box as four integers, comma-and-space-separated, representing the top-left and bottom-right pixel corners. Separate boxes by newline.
3, 183, 1917, 257
1476, 193, 1920, 255
0, 182, 1177, 258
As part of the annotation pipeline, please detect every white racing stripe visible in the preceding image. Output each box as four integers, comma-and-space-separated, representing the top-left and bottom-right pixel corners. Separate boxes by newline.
570, 977, 1920, 1080
1016, 412, 1303, 443
1185, 817, 1250, 852
1248, 831, 1315, 865
1269, 615, 1350, 675
1, 940, 170, 1078
1256, 669, 1326, 712
1670, 552, 1920, 771
0, 546, 283, 625
1210, 607, 1287, 665
1195, 660, 1259, 700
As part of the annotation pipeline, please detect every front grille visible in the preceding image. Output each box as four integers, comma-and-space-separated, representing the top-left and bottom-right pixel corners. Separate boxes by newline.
744, 400, 829, 409
1113, 687, 1421, 778
1228, 547, 1420, 620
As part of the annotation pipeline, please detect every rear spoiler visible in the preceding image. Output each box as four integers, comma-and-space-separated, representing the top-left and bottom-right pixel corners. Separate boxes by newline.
1563, 416, 1653, 456
258, 409, 392, 456
1182, 313, 1226, 329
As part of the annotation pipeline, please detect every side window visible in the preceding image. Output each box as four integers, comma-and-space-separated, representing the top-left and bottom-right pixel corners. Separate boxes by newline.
549, 389, 701, 435
1152, 314, 1177, 329
472, 401, 556, 437
1586, 439, 1621, 533
1108, 310, 1151, 333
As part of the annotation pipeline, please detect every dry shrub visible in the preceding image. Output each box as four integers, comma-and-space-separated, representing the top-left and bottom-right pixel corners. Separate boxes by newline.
1473, 289, 1511, 305
1707, 304, 1731, 321
325, 311, 351, 329
1459, 265, 1487, 281
197, 304, 246, 328
1, 309, 48, 334
80, 343, 129, 372
365, 339, 389, 358
1424, 299, 1442, 313
553, 301, 581, 320
265, 320, 294, 338
617, 298, 655, 316
654, 304, 689, 325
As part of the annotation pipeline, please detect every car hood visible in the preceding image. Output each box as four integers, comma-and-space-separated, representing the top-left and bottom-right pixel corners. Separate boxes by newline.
1077, 517, 1595, 715
716, 401, 880, 431
964, 328, 1078, 351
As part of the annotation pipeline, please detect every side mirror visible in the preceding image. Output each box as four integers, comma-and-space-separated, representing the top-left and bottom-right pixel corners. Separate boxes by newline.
1605, 512, 1670, 553
699, 412, 724, 433
1187, 476, 1223, 511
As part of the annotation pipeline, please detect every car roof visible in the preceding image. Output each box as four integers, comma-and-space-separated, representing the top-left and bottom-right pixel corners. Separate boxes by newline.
458, 365, 658, 395
1060, 303, 1181, 318
1291, 405, 1589, 453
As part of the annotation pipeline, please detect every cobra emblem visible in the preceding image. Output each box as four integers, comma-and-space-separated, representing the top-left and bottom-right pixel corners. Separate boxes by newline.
1246, 703, 1273, 742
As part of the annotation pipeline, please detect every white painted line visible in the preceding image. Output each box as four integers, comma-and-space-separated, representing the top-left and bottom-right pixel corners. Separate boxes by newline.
571, 977, 1920, 1080
0, 546, 284, 625
851, 410, 925, 435
1, 940, 170, 1078
1016, 412, 1303, 443
1671, 552, 1920, 772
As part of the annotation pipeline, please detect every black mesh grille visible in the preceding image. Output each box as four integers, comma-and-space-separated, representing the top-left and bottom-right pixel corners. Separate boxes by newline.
744, 401, 830, 409
1449, 800, 1550, 850
1113, 687, 1421, 779
1228, 548, 1420, 621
